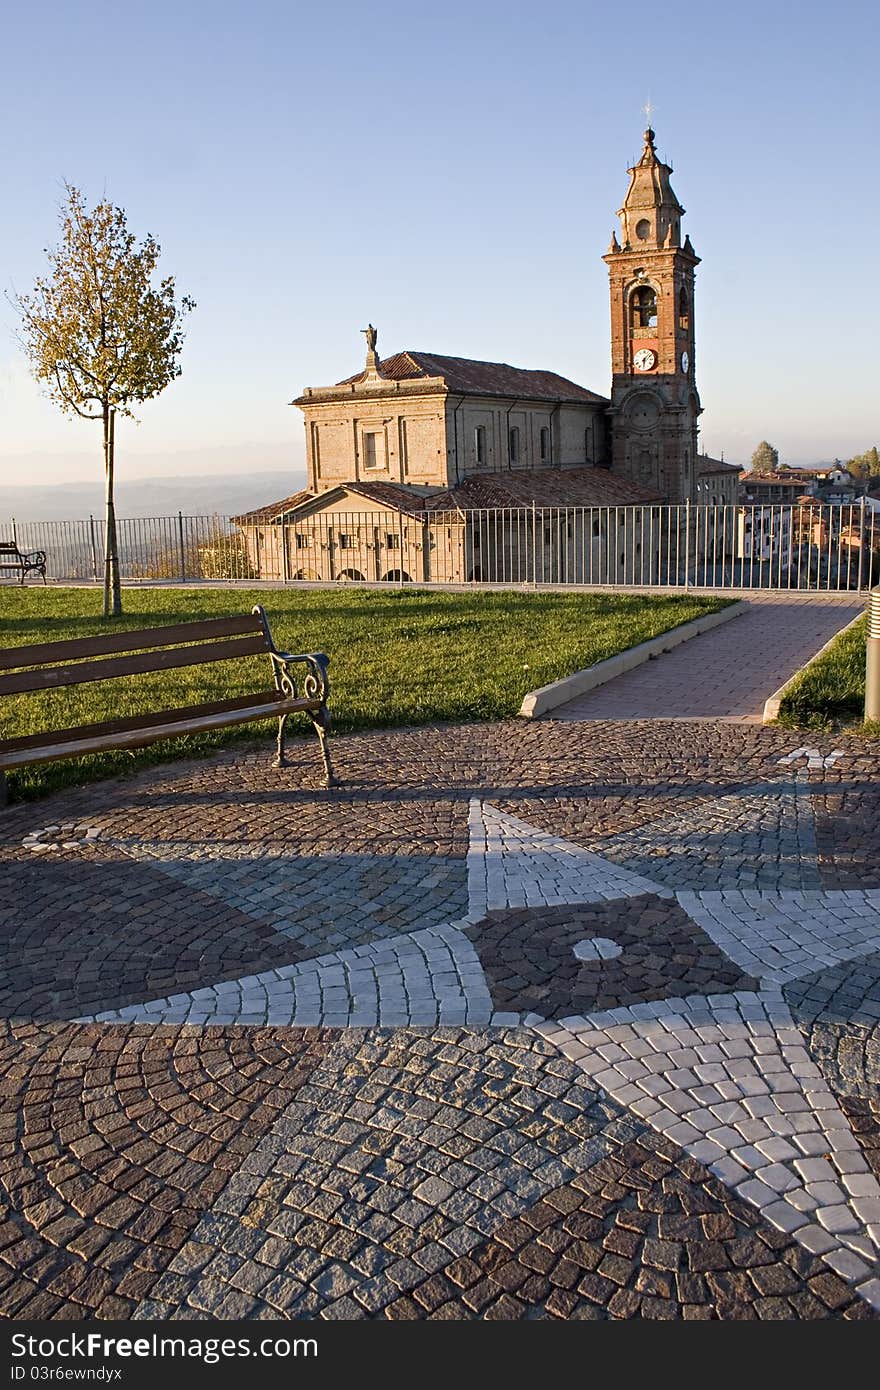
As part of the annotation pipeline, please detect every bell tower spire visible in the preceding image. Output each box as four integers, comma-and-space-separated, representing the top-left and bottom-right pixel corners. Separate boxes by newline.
603, 128, 702, 504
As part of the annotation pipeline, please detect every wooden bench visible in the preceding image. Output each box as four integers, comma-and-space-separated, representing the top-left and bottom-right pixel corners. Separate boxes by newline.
0, 604, 332, 803
0, 541, 47, 585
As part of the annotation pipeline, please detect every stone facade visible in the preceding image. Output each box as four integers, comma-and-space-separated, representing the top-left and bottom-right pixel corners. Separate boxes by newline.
294, 352, 609, 494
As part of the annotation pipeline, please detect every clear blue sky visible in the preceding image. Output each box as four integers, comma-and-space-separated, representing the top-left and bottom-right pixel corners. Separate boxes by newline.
1, 0, 877, 486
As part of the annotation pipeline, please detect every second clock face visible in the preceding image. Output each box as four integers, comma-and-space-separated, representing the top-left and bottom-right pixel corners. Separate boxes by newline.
681, 350, 690, 372
633, 348, 656, 372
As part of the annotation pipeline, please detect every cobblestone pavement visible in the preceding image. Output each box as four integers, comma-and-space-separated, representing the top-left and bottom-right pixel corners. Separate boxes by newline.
1, 716, 879, 1319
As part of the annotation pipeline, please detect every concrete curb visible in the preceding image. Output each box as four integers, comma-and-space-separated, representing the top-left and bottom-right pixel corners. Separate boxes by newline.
518, 601, 747, 719
762, 608, 867, 723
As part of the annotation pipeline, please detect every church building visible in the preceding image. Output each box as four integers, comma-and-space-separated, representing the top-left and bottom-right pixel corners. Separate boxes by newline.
236, 128, 740, 582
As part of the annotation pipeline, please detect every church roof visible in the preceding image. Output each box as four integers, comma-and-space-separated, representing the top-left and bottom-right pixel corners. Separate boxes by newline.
323, 351, 607, 405
231, 489, 313, 524
233, 467, 660, 524
437, 467, 660, 509
696, 454, 742, 476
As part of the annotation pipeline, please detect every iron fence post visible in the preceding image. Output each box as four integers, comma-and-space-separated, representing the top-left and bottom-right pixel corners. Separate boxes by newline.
89, 515, 99, 581
857, 500, 866, 592
531, 501, 537, 587
176, 511, 187, 582
866, 587, 880, 722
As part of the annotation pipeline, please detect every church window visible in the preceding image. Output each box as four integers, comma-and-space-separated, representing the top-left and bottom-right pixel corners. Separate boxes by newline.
363, 432, 385, 470
679, 287, 689, 330
584, 428, 591, 462
540, 427, 550, 462
295, 532, 310, 549
475, 426, 487, 465
631, 286, 657, 330
385, 533, 400, 550
592, 518, 601, 538
635, 218, 651, 241
509, 426, 520, 464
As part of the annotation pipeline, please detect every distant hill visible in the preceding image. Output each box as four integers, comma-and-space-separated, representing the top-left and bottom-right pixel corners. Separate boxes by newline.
0, 470, 305, 522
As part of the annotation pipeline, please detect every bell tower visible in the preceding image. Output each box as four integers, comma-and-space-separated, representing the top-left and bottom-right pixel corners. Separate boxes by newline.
603, 128, 701, 503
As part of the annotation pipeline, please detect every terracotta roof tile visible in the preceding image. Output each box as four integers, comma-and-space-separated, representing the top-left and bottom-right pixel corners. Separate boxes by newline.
234, 468, 661, 523
335, 350, 607, 405
742, 474, 818, 488
231, 490, 312, 523
446, 467, 660, 508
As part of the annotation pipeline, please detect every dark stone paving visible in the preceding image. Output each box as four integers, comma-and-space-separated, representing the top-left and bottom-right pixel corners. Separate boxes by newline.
465, 896, 758, 1018
0, 717, 878, 1319
0, 1024, 331, 1319
391, 1137, 870, 1321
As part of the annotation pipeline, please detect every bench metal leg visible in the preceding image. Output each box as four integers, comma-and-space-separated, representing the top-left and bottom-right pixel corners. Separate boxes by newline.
274, 708, 334, 787
275, 712, 290, 768
309, 705, 334, 788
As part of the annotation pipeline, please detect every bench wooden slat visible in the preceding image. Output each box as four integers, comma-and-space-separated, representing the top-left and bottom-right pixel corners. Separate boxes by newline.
0, 613, 264, 672
0, 689, 294, 754
0, 694, 321, 771
0, 634, 270, 696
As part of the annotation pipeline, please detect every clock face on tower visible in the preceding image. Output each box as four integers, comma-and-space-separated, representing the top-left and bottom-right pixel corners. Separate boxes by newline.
681, 351, 690, 373
633, 348, 656, 372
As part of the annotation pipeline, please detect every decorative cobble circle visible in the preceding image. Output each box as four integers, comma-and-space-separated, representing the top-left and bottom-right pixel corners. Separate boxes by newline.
22, 824, 101, 854
572, 936, 623, 962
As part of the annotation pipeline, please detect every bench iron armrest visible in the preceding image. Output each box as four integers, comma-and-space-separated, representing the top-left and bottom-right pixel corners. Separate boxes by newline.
22, 550, 47, 570
252, 605, 333, 785
251, 604, 330, 704
269, 647, 330, 704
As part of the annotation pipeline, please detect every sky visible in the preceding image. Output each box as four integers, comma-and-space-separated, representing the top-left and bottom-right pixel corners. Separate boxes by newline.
1, 0, 878, 491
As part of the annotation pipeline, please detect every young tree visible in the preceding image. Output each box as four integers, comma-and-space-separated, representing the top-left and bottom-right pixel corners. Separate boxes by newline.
14, 185, 194, 616
750, 440, 779, 473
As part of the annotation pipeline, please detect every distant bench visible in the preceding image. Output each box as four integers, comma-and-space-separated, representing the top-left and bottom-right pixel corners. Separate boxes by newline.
0, 604, 332, 804
0, 541, 47, 585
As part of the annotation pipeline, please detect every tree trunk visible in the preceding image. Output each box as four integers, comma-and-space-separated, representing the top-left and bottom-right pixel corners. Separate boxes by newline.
102, 405, 122, 618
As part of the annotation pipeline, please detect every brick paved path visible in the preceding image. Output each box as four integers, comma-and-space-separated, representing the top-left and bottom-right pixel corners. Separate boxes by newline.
1, 718, 879, 1320
554, 593, 865, 722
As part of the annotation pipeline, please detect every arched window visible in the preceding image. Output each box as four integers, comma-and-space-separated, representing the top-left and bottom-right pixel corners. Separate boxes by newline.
631, 285, 657, 330
679, 286, 689, 330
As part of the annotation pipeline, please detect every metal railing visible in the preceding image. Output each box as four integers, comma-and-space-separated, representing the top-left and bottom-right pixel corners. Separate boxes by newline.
2, 502, 878, 592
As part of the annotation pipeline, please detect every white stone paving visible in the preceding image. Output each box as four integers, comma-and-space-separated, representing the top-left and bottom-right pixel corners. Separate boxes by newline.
468, 798, 669, 917
777, 747, 845, 770
78, 923, 492, 1029
679, 889, 880, 986
536, 990, 880, 1306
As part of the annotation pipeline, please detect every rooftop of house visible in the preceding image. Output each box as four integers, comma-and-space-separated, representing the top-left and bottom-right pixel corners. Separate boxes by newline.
742, 473, 821, 488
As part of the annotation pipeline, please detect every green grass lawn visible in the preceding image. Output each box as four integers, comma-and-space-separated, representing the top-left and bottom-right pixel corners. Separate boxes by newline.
777, 613, 877, 733
1, 585, 728, 799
